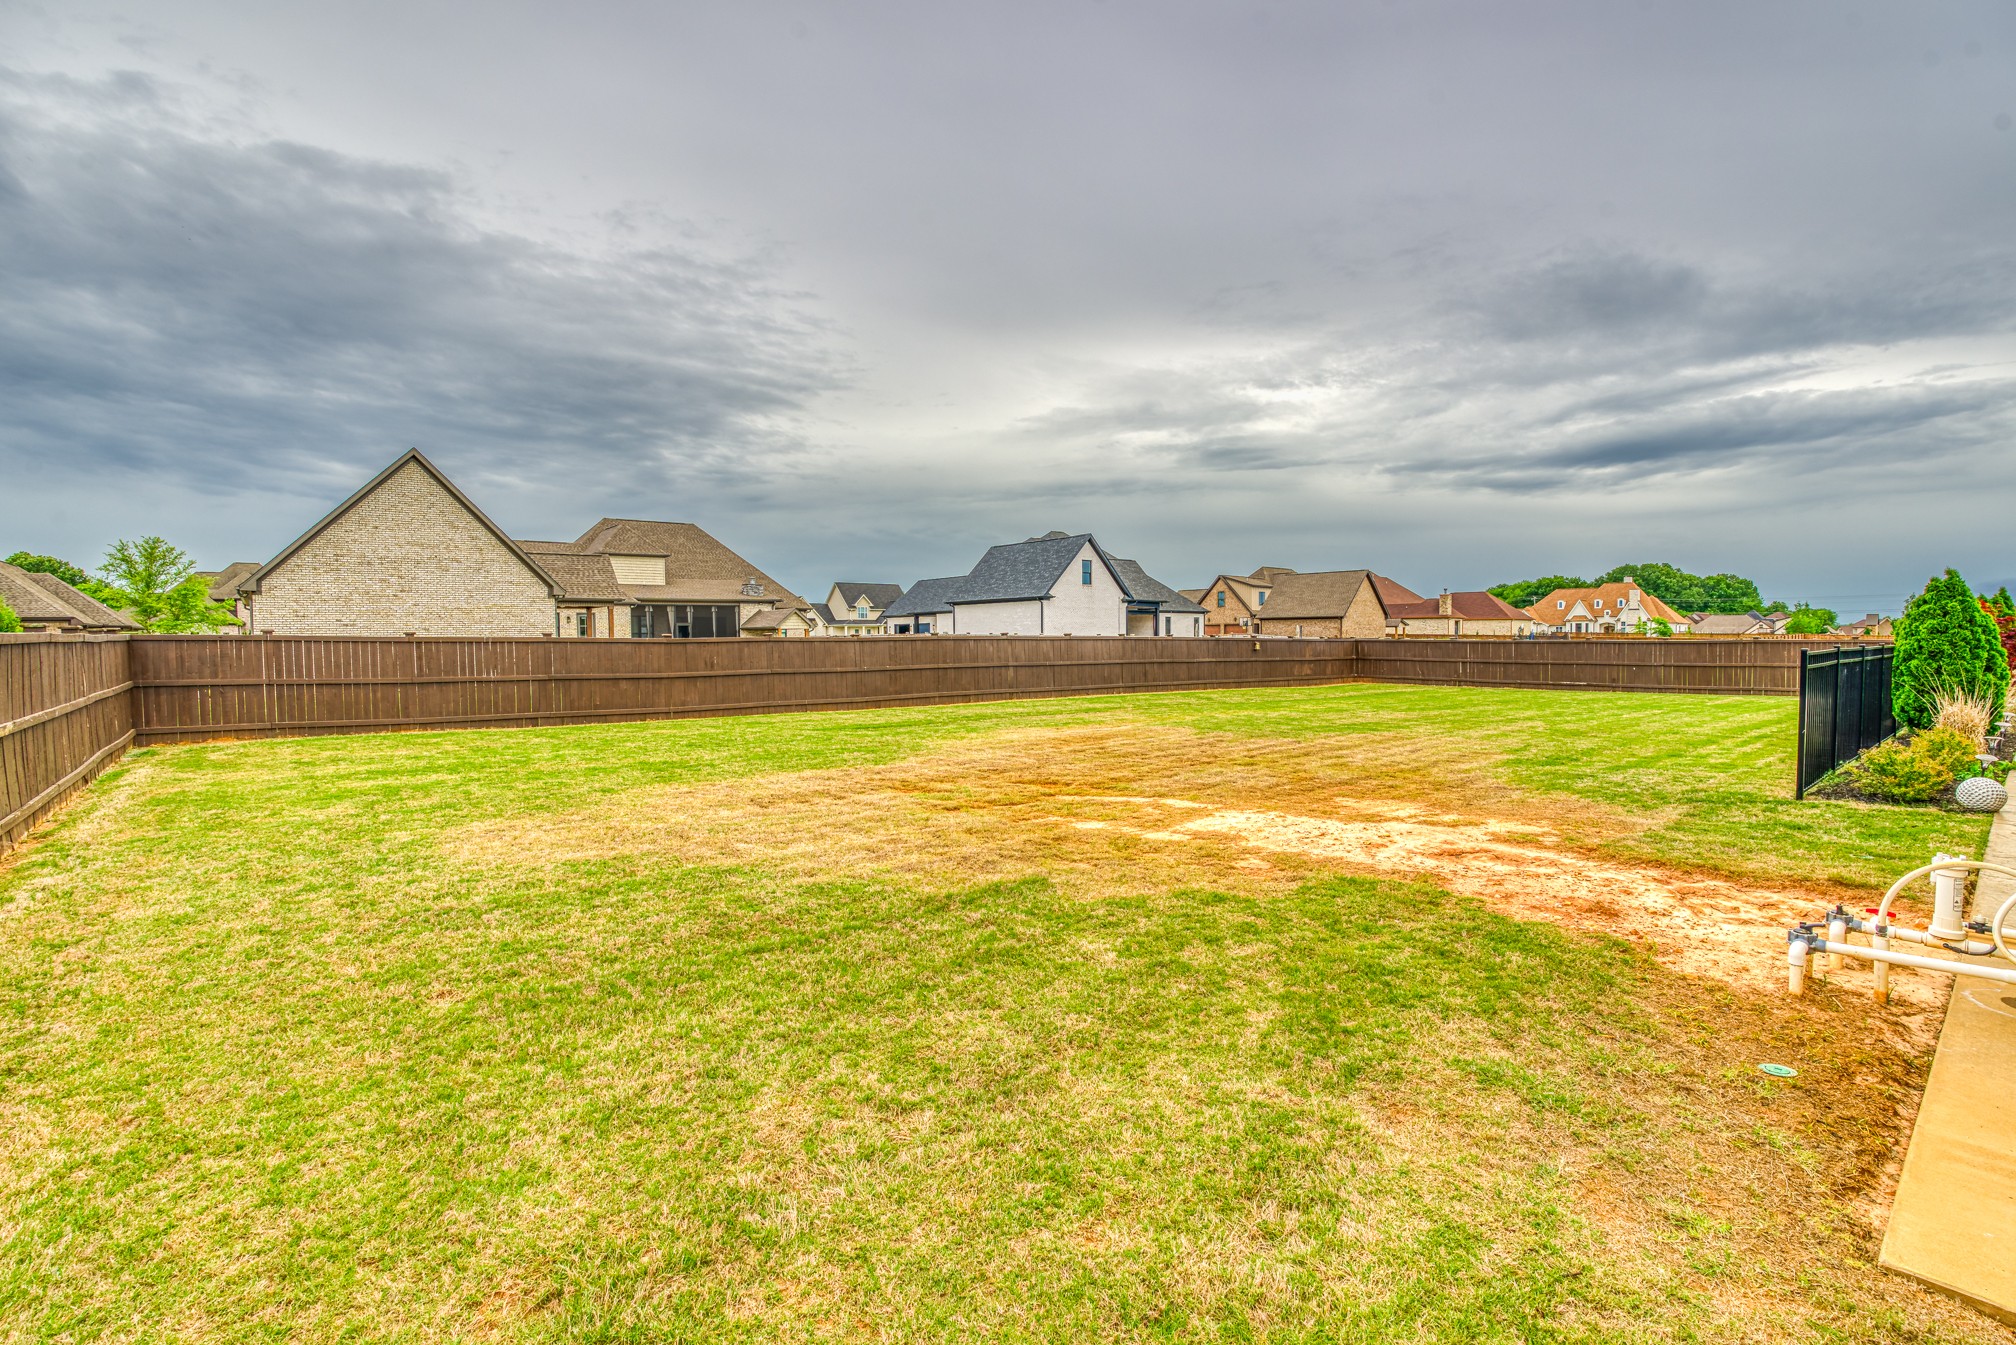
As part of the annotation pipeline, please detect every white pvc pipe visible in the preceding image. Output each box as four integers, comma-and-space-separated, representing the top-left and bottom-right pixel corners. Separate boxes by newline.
1788, 937, 1809, 995
1827, 913, 1848, 971
1871, 927, 1890, 1004
1807, 937, 2016, 986
1881, 925, 2000, 957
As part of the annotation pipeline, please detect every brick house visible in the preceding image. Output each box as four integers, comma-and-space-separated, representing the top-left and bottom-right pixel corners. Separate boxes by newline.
1185, 570, 1281, 636
238, 451, 564, 636
1384, 590, 1534, 636
1525, 580, 1688, 634
235, 449, 808, 638
520, 518, 807, 639
1253, 570, 1421, 638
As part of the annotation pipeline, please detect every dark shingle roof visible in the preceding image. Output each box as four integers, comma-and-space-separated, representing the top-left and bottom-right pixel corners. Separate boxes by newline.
883, 576, 968, 618
954, 532, 1120, 603
1110, 559, 1205, 613
833, 582, 902, 609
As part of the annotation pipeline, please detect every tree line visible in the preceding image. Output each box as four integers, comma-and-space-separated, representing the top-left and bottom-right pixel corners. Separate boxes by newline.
1487, 562, 1842, 630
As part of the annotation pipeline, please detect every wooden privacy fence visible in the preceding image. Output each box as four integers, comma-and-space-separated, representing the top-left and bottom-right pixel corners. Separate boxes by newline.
1353, 636, 1823, 695
0, 634, 134, 850
3, 631, 1845, 853
127, 635, 1360, 743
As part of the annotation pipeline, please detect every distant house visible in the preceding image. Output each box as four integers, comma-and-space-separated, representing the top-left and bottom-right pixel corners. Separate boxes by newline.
883, 532, 1204, 636
1253, 570, 1421, 638
740, 607, 817, 637
1188, 569, 1286, 636
881, 576, 965, 635
1385, 590, 1534, 636
1832, 613, 1894, 638
815, 582, 902, 636
1525, 579, 1688, 634
521, 517, 806, 639
234, 449, 806, 637
1687, 611, 1775, 636
199, 561, 260, 633
0, 562, 139, 632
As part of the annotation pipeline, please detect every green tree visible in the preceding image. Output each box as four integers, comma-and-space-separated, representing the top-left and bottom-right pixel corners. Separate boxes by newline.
1648, 617, 1674, 637
1591, 562, 1767, 615
1488, 575, 1590, 610
0, 598, 20, 633
98, 537, 238, 633
1993, 586, 2015, 617
1783, 607, 1834, 635
4, 552, 92, 587
153, 575, 243, 633
1893, 569, 2008, 728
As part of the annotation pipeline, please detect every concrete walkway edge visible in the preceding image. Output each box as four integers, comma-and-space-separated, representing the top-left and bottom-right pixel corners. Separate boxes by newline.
1877, 802, 2016, 1325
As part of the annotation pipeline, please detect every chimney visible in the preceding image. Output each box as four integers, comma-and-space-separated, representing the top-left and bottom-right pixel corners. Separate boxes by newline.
1438, 590, 1452, 617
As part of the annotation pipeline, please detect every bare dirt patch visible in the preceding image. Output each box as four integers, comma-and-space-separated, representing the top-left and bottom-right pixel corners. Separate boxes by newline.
448, 724, 1917, 1017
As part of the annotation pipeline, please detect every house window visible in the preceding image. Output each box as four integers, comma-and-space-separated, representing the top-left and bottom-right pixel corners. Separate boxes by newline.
1556, 600, 1565, 609
1257, 591, 1265, 605
856, 603, 869, 618
1081, 559, 1093, 585
573, 611, 588, 637
1593, 599, 1603, 609
1217, 591, 1226, 608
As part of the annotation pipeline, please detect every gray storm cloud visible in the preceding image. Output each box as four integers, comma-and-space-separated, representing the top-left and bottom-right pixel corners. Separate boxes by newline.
2, 0, 2014, 608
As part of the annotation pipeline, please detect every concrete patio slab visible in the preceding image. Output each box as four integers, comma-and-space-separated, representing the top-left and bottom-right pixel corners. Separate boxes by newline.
1879, 805, 2016, 1325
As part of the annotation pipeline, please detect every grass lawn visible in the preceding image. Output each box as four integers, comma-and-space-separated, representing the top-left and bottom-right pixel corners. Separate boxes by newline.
0, 683, 2002, 1342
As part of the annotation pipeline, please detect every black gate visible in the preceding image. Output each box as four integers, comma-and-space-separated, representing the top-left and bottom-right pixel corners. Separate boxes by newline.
1796, 645, 1897, 798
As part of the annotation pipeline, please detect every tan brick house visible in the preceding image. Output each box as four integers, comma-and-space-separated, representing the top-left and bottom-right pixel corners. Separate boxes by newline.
235, 450, 809, 638
237, 451, 564, 636
1254, 570, 1422, 638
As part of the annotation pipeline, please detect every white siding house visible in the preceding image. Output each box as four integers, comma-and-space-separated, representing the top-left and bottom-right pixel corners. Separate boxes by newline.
883, 532, 1204, 636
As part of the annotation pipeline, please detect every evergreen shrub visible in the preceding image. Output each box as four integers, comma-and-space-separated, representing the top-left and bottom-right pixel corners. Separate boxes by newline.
1893, 569, 2009, 729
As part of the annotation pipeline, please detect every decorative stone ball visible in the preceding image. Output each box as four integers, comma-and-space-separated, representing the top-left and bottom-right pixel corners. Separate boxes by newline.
1956, 775, 2009, 813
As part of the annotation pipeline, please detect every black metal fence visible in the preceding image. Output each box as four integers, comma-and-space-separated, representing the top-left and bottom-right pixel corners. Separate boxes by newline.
1797, 645, 1897, 798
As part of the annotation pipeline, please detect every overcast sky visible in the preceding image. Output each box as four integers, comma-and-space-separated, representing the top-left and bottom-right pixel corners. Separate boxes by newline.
4, 0, 2014, 611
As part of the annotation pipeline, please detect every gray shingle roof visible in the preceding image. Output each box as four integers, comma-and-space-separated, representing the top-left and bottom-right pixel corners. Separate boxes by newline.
954, 532, 1120, 603
883, 576, 968, 618
1110, 558, 1205, 613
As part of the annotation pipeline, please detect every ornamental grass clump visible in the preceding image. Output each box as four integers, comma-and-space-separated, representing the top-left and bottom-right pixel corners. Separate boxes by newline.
1931, 686, 1994, 748
1893, 569, 2010, 729
1843, 726, 1980, 803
